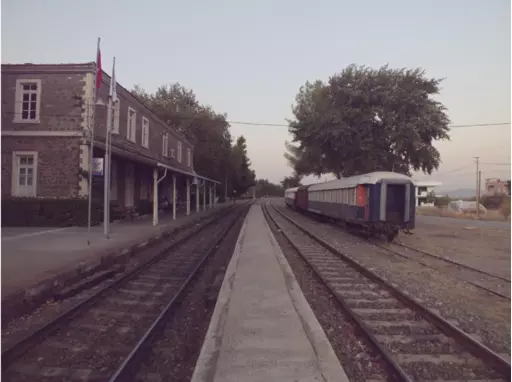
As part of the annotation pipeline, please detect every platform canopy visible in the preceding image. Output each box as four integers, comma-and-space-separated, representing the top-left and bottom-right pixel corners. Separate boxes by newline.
157, 162, 221, 185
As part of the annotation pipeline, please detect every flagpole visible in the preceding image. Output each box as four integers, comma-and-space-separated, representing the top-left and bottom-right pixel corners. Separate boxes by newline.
87, 37, 100, 245
104, 56, 116, 239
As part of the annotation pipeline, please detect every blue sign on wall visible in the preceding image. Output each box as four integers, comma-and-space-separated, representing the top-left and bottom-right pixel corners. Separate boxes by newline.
92, 158, 104, 176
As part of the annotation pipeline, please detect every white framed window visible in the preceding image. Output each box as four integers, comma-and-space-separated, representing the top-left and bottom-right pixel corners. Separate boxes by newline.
162, 132, 169, 157
187, 148, 192, 167
142, 117, 149, 148
110, 159, 117, 200
112, 100, 120, 134
106, 100, 121, 134
11, 151, 38, 197
127, 107, 137, 142
170, 148, 176, 158
177, 141, 182, 163
14, 79, 42, 123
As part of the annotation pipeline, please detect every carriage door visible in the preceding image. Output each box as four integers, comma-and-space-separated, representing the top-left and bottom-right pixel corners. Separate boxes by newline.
385, 183, 406, 224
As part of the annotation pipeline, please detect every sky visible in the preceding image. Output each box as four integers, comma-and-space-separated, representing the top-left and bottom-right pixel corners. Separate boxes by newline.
2, 0, 511, 192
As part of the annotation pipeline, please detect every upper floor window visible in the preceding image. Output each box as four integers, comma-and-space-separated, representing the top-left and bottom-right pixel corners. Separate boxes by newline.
187, 148, 192, 167
177, 141, 182, 163
14, 79, 42, 123
162, 132, 169, 157
127, 107, 137, 142
112, 100, 120, 134
107, 100, 121, 134
142, 117, 150, 148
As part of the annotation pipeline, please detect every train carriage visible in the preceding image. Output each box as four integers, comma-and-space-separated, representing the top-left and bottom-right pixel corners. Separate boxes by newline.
286, 172, 416, 241
284, 187, 299, 207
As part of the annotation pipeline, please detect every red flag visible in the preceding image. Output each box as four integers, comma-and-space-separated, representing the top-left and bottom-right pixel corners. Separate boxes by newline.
96, 38, 102, 89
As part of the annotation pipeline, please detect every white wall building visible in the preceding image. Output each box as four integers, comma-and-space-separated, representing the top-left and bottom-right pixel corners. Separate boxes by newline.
414, 180, 442, 207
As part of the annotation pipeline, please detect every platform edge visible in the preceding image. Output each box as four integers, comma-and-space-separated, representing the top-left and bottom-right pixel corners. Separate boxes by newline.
190, 204, 251, 382
263, 203, 350, 382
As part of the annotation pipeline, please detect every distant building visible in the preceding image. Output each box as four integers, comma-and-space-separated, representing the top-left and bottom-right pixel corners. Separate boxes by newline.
414, 180, 442, 207
484, 178, 508, 196
448, 200, 487, 215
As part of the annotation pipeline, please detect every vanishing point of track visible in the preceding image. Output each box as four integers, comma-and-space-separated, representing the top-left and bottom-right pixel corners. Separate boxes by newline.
2, 203, 249, 381
263, 202, 510, 381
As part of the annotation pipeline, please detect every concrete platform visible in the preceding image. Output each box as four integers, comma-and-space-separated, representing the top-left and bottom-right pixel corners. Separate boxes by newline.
1, 204, 230, 300
191, 203, 347, 382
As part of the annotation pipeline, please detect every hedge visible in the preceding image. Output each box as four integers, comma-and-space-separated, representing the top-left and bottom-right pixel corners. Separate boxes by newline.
2, 197, 104, 227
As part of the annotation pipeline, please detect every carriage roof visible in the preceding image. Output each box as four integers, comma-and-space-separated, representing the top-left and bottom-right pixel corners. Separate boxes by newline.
307, 171, 414, 191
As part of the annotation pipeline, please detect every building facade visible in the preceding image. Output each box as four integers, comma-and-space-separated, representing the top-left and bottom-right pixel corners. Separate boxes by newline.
484, 178, 508, 196
1, 63, 217, 220
414, 180, 442, 207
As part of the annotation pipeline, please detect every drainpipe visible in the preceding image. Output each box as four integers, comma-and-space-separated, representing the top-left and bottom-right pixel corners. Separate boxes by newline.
172, 174, 176, 220
186, 177, 190, 216
153, 167, 168, 226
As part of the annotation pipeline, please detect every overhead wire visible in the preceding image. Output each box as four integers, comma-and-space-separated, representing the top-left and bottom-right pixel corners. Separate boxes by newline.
3, 110, 510, 130
4, 101, 511, 129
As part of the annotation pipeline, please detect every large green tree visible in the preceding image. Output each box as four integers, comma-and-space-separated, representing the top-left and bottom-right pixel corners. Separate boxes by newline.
281, 174, 302, 189
254, 179, 284, 197
230, 136, 256, 196
287, 65, 451, 178
131, 84, 255, 198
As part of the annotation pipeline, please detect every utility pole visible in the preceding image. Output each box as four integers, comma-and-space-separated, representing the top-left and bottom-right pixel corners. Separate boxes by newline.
474, 156, 480, 219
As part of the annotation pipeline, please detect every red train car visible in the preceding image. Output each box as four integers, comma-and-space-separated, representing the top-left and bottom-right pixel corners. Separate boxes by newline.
295, 185, 310, 210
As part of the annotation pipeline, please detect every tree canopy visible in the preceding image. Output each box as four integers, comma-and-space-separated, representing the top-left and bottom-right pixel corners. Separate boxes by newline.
281, 174, 302, 189
286, 64, 451, 178
254, 179, 284, 197
132, 84, 255, 198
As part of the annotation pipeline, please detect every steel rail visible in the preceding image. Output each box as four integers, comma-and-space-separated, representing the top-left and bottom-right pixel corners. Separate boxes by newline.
1, 204, 241, 369
262, 203, 413, 381
370, 241, 510, 300
394, 242, 511, 283
266, 202, 511, 379
288, 202, 510, 299
108, 206, 248, 381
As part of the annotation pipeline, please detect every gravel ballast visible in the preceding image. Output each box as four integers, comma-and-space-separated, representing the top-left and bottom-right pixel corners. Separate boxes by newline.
267, 203, 507, 380
132, 207, 249, 381
1, 208, 233, 349
263, 205, 395, 381
277, 203, 511, 356
2, 207, 246, 381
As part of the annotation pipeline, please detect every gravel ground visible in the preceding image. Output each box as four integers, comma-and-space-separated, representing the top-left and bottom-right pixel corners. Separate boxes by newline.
379, 241, 511, 299
267, 205, 506, 380
2, 208, 245, 381
264, 206, 395, 381
276, 203, 511, 356
399, 216, 511, 280
132, 207, 249, 382
1, 209, 229, 349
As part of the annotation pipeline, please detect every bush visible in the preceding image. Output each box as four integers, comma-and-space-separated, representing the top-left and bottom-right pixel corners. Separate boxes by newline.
2, 197, 103, 227
481, 194, 509, 210
434, 196, 451, 207
500, 198, 511, 220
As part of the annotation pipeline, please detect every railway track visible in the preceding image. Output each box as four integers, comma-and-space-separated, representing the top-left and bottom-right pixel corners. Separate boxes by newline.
264, 202, 510, 381
2, 203, 249, 381
372, 241, 511, 300
284, 202, 511, 300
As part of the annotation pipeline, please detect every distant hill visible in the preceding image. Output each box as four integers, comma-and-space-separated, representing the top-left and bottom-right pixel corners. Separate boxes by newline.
438, 188, 475, 198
